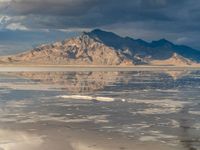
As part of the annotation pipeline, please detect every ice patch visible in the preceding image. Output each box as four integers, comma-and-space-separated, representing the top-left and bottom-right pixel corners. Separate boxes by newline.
130, 99, 191, 115
57, 95, 116, 102
57, 95, 93, 100
189, 111, 200, 115
155, 89, 179, 93
0, 89, 10, 94
139, 131, 178, 144
192, 123, 200, 129
139, 136, 158, 142
5, 100, 33, 108
17, 114, 110, 124
96, 97, 114, 102
133, 108, 178, 115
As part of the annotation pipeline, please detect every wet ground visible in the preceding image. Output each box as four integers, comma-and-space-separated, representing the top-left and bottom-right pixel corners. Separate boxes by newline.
0, 69, 200, 150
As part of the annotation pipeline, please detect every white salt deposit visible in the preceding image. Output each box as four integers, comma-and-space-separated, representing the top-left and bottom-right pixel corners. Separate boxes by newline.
57, 95, 115, 102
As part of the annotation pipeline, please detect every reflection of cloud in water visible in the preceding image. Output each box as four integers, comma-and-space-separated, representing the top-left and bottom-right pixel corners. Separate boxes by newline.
139, 131, 178, 146
70, 141, 104, 150
0, 89, 10, 94
68, 130, 180, 150
0, 70, 200, 149
129, 99, 191, 115
0, 130, 43, 150
189, 111, 200, 115
5, 100, 33, 108
0, 100, 110, 124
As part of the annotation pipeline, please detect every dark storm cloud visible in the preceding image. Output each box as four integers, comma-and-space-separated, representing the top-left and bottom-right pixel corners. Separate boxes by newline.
0, 0, 188, 29
0, 0, 200, 49
1, 0, 97, 16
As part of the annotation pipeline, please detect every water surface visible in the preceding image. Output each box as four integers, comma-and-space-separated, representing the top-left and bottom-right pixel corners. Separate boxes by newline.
0, 70, 200, 150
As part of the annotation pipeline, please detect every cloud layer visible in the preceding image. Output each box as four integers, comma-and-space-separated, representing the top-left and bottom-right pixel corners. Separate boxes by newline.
0, 0, 187, 28
0, 0, 200, 51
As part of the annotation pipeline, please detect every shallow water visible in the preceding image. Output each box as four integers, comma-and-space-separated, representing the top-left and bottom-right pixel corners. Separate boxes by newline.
0, 70, 200, 150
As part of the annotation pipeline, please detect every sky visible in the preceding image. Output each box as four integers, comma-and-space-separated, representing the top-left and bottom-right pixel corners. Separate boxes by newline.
0, 0, 200, 55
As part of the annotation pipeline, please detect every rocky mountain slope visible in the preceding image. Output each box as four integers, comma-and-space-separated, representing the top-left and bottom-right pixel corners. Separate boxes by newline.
0, 29, 199, 66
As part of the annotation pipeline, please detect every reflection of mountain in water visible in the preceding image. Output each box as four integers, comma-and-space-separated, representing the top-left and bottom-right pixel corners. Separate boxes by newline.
15, 72, 121, 93
5, 70, 192, 93
0, 70, 200, 149
164, 70, 191, 80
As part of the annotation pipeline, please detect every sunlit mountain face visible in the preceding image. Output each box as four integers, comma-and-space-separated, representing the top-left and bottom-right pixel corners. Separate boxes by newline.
0, 29, 200, 66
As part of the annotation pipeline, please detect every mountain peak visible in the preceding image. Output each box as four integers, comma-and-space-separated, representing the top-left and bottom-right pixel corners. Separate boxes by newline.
89, 28, 116, 35
151, 38, 173, 46
90, 28, 106, 34
86, 29, 123, 40
158, 38, 172, 43
83, 29, 126, 50
0, 29, 200, 65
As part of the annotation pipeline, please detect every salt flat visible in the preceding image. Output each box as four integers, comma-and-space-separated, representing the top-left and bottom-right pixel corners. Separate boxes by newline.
0, 69, 200, 150
0, 65, 200, 72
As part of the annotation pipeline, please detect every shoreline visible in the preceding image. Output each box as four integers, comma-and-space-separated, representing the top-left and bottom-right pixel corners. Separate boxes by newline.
0, 65, 200, 72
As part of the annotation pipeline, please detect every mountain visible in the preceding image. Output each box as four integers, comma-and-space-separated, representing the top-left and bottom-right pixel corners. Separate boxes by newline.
0, 29, 200, 66
87, 29, 200, 64
0, 32, 132, 66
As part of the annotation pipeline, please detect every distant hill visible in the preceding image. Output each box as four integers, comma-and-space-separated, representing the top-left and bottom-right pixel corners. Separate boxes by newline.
0, 29, 200, 66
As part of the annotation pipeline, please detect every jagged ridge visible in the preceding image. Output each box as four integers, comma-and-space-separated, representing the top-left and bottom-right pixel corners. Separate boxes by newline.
0, 29, 199, 66
0, 33, 133, 65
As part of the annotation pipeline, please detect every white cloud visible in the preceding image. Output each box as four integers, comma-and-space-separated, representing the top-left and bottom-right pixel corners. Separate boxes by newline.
58, 27, 90, 33
6, 22, 29, 31
0, 15, 27, 30
0, 16, 11, 25
175, 37, 189, 44
0, 0, 11, 1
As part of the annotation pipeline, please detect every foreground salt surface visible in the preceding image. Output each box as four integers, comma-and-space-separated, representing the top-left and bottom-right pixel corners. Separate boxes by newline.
0, 70, 200, 150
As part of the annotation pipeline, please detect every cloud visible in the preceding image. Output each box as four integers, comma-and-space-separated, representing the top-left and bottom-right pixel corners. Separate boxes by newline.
176, 37, 189, 44
0, 0, 96, 16
0, 0, 186, 29
6, 22, 28, 30
0, 15, 11, 24
0, 0, 200, 49
0, 0, 196, 30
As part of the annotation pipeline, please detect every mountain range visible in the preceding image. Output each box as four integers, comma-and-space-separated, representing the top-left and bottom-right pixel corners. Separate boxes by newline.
0, 29, 200, 66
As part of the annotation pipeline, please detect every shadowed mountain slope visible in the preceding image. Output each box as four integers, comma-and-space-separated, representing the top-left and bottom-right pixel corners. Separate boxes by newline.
87, 29, 200, 62
0, 29, 199, 66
